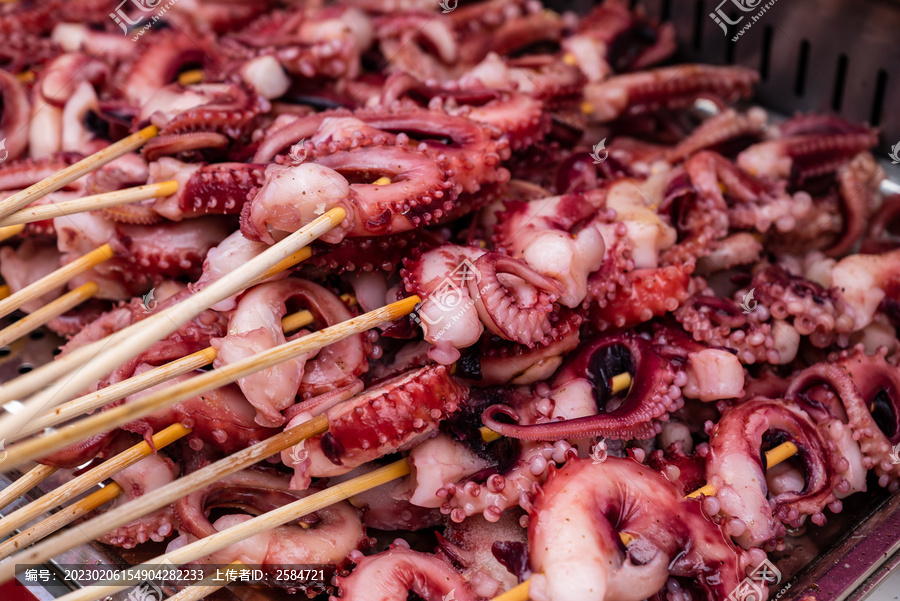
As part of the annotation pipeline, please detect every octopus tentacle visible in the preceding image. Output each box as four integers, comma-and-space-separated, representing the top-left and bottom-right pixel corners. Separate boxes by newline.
584, 65, 758, 123
862, 193, 900, 253
141, 132, 230, 162
314, 145, 457, 233
665, 108, 767, 164
99, 452, 180, 548
737, 114, 879, 182
285, 365, 467, 484
171, 467, 364, 585
788, 348, 900, 489
826, 152, 884, 257
469, 253, 564, 348
529, 456, 745, 601
333, 546, 479, 601
705, 398, 842, 549
482, 332, 683, 441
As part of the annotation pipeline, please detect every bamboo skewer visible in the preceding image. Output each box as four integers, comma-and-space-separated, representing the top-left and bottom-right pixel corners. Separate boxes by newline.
0, 423, 189, 539
0, 209, 346, 441
52, 460, 411, 601
0, 482, 121, 559
0, 464, 57, 513
177, 70, 205, 85
0, 282, 98, 348
0, 295, 418, 471
489, 440, 802, 601
14, 295, 357, 441
0, 243, 113, 321
0, 125, 160, 220
0, 180, 178, 227
0, 220, 319, 410
0, 416, 330, 583
0, 243, 315, 412
686, 441, 799, 498
0, 225, 24, 243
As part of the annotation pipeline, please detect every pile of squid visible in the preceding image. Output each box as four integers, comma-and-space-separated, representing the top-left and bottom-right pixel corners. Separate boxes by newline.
2, 0, 900, 599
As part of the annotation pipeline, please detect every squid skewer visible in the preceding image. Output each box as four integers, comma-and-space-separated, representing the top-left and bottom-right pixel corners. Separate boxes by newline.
0, 416, 329, 583
10, 295, 357, 442
0, 181, 178, 228
488, 441, 802, 601
0, 243, 113, 321
0, 296, 418, 583
0, 295, 418, 471
0, 480, 121, 558
0, 424, 189, 541
0, 125, 160, 221
0, 182, 180, 344
52, 461, 411, 601
0, 208, 347, 442
0, 296, 358, 532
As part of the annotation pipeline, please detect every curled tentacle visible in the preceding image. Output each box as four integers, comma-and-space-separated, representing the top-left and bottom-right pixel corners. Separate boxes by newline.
705, 398, 842, 549
332, 546, 478, 601
171, 467, 363, 590
285, 365, 467, 484
99, 452, 180, 548
469, 253, 564, 348
788, 348, 900, 489
529, 456, 745, 601
482, 332, 683, 441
